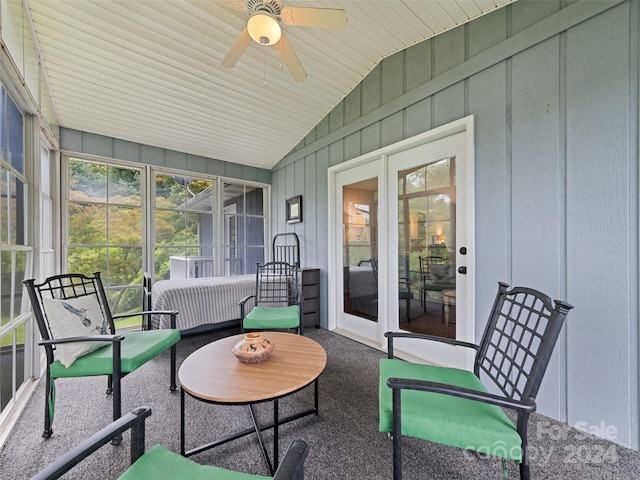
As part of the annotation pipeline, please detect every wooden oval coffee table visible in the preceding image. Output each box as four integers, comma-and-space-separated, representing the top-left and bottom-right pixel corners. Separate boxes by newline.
179, 332, 327, 474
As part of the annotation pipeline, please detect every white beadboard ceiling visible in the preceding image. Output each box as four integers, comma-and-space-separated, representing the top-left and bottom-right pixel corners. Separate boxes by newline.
26, 0, 515, 170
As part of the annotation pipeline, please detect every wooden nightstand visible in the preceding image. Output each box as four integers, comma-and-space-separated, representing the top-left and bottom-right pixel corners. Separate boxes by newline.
301, 268, 320, 328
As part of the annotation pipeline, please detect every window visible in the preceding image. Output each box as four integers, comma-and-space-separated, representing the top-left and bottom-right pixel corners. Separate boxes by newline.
66, 158, 143, 325
221, 182, 265, 276
63, 159, 269, 319
153, 171, 215, 280
152, 173, 267, 279
0, 86, 32, 417
39, 143, 55, 280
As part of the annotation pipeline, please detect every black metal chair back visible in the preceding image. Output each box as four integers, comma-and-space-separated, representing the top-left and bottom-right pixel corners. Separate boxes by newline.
419, 255, 446, 279
23, 271, 179, 440
418, 255, 454, 315
272, 232, 300, 268
475, 282, 570, 403
26, 272, 115, 354
142, 272, 152, 328
255, 261, 300, 308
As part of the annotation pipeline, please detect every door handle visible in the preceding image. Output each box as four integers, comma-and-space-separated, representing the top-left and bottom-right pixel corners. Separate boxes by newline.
458, 266, 467, 274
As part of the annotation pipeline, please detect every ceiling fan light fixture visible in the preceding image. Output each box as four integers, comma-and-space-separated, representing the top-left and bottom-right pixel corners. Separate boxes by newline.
247, 12, 281, 45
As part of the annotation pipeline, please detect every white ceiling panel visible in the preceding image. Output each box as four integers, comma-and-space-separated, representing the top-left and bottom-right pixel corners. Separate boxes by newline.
26, 0, 516, 170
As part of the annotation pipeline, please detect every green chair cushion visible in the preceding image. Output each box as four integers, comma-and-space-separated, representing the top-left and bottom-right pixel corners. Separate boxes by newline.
424, 282, 455, 291
379, 358, 522, 461
243, 305, 300, 330
119, 444, 271, 480
50, 329, 180, 378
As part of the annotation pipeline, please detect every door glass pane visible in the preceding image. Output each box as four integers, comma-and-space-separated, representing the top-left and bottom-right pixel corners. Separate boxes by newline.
342, 178, 378, 321
222, 183, 265, 276
398, 157, 456, 338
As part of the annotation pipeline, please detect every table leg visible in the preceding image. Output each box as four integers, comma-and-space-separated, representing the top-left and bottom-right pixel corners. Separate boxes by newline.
273, 399, 279, 472
180, 388, 185, 456
182, 383, 318, 472
248, 404, 274, 475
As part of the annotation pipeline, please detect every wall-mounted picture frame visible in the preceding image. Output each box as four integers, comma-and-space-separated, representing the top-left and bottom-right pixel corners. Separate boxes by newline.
286, 196, 302, 224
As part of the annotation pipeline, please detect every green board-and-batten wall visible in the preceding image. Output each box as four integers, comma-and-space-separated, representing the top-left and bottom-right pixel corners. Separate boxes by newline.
270, 0, 640, 450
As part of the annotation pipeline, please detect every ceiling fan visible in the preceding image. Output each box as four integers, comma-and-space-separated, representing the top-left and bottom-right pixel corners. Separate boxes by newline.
221, 0, 347, 82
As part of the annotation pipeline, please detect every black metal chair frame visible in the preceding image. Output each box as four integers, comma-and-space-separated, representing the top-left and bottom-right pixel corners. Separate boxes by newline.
142, 272, 153, 324
240, 261, 303, 334
418, 255, 454, 316
358, 258, 413, 322
32, 406, 309, 480
272, 232, 300, 267
384, 282, 573, 480
23, 272, 179, 440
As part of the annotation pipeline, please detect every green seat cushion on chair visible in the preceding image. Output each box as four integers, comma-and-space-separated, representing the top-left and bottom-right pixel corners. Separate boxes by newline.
243, 305, 300, 330
50, 329, 180, 378
379, 358, 522, 461
119, 444, 271, 480
424, 282, 455, 291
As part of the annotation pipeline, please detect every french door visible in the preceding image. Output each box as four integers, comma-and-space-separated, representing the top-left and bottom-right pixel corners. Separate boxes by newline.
329, 117, 475, 368
332, 160, 386, 342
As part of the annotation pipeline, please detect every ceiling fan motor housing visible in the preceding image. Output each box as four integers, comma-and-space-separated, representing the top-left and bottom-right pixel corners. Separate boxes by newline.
225, 0, 344, 82
246, 0, 282, 17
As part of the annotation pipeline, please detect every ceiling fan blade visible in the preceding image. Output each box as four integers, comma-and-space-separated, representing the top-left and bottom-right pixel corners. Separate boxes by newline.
280, 7, 347, 29
219, 0, 247, 12
276, 34, 307, 82
221, 29, 252, 68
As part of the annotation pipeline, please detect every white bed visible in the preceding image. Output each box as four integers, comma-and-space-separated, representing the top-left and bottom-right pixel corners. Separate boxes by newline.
151, 234, 300, 333
151, 275, 256, 332
346, 266, 378, 315
348, 266, 377, 298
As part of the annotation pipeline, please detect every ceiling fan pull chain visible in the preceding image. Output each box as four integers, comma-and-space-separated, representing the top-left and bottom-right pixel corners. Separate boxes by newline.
263, 52, 267, 87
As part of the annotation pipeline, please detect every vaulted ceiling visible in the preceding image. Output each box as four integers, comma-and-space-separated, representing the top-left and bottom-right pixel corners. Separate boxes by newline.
26, 0, 515, 170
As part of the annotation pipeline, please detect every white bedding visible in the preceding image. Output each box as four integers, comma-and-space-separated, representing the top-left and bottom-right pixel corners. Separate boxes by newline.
151, 275, 256, 331
348, 266, 377, 298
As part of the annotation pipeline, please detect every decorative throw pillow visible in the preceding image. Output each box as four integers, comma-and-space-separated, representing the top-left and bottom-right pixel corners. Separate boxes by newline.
429, 264, 455, 284
42, 295, 109, 368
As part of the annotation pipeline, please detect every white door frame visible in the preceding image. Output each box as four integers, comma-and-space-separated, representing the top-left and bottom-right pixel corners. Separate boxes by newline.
328, 116, 475, 368
330, 158, 387, 345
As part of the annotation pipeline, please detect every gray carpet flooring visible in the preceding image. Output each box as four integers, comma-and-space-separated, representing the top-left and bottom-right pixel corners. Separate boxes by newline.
1, 327, 638, 479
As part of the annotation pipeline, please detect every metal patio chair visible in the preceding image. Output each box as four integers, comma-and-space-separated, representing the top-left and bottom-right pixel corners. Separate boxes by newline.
240, 261, 302, 334
379, 282, 573, 479
23, 272, 180, 440
33, 406, 309, 480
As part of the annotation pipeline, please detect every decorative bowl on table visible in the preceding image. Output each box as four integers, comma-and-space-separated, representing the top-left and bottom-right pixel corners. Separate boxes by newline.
232, 333, 274, 364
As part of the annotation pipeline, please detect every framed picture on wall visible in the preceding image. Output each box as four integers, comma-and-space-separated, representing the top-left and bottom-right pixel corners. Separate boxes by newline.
286, 196, 302, 224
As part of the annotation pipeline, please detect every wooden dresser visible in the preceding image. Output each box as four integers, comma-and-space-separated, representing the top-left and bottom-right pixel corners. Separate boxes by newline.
301, 268, 320, 328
